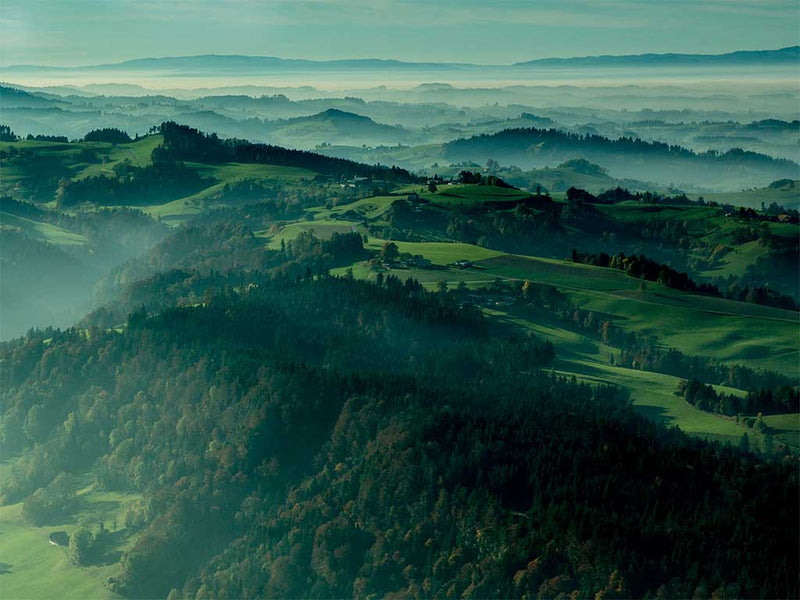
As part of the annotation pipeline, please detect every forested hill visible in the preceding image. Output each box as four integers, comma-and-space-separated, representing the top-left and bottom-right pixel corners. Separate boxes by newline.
1, 274, 797, 599
442, 127, 799, 187
154, 121, 418, 182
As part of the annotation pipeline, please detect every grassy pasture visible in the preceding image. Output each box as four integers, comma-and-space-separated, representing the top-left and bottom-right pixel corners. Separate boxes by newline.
321, 195, 397, 220
0, 137, 165, 200
0, 482, 140, 600
694, 182, 800, 210
762, 413, 800, 449
596, 202, 715, 226
696, 240, 767, 279
569, 289, 798, 373
137, 162, 317, 225
0, 211, 88, 247
339, 247, 797, 445
75, 136, 163, 179
333, 241, 798, 374
504, 166, 622, 194
138, 182, 226, 224
484, 305, 762, 445
263, 220, 357, 249
366, 239, 505, 264
396, 183, 530, 206
185, 162, 315, 182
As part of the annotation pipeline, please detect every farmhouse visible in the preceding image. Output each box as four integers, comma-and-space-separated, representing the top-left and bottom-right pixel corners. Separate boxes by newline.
454, 259, 473, 269
346, 176, 370, 188
409, 255, 432, 268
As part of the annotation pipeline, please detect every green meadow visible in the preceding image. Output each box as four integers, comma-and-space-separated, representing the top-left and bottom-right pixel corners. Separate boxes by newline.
694, 182, 800, 210
0, 482, 140, 600
329, 230, 798, 444
0, 211, 88, 247
483, 305, 767, 447
397, 183, 531, 206
263, 220, 357, 248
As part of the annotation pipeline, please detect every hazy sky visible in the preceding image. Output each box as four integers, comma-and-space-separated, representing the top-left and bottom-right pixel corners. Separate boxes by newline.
2, 0, 798, 66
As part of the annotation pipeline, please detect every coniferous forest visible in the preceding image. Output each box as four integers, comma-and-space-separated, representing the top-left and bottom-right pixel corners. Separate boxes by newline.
3, 274, 797, 599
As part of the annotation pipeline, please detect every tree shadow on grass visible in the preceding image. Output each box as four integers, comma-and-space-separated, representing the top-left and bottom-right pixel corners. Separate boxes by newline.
84, 529, 130, 567
0, 562, 13, 574
633, 404, 677, 428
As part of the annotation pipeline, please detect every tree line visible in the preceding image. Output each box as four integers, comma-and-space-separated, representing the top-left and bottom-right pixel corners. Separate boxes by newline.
1, 274, 796, 599
153, 122, 418, 183
570, 249, 799, 311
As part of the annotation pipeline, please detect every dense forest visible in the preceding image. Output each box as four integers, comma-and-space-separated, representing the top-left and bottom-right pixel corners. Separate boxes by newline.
1, 275, 797, 599
153, 122, 418, 183
679, 377, 799, 416
442, 127, 799, 187
443, 128, 798, 173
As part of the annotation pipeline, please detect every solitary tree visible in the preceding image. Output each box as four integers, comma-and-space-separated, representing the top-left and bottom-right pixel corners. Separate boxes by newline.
381, 242, 399, 264
69, 527, 93, 565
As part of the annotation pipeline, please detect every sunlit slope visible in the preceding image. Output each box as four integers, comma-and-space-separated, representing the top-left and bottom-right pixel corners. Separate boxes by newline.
0, 482, 140, 600
0, 211, 88, 247
329, 238, 798, 373
483, 304, 768, 447
0, 136, 163, 197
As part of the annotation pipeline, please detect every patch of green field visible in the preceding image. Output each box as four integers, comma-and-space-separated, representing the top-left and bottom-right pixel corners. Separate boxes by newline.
596, 202, 716, 226
0, 141, 78, 198
0, 483, 140, 600
263, 220, 357, 249
426, 184, 530, 206
695, 182, 800, 210
482, 304, 765, 446
763, 413, 800, 431
322, 195, 397, 220
0, 137, 166, 198
186, 162, 314, 182
477, 254, 639, 291
470, 255, 798, 372
137, 162, 318, 225
696, 239, 767, 279
75, 136, 163, 179
366, 239, 505, 264
334, 244, 798, 373
138, 182, 226, 224
392, 183, 531, 207
569, 288, 798, 372
0, 212, 88, 247
504, 166, 621, 194
762, 413, 800, 449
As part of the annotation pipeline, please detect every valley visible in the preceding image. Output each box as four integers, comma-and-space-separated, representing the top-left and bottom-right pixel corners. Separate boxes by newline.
1, 32, 798, 600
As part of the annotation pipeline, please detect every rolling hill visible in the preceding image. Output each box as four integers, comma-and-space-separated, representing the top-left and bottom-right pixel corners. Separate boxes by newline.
262, 109, 409, 147
442, 127, 799, 190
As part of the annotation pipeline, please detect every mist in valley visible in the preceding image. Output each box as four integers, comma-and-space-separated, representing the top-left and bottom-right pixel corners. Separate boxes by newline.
1, 11, 799, 595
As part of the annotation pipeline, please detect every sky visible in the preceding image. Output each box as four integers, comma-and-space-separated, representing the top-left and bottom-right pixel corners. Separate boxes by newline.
1, 0, 799, 67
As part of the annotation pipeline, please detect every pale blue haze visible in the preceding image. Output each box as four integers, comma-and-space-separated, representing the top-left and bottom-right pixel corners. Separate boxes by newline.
1, 0, 798, 66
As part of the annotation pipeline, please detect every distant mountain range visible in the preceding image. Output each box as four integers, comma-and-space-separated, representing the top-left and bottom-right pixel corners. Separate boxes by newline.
4, 47, 798, 73
513, 46, 800, 68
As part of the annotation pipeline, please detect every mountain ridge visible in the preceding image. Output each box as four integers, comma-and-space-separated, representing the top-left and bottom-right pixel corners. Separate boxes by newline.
4, 47, 798, 72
